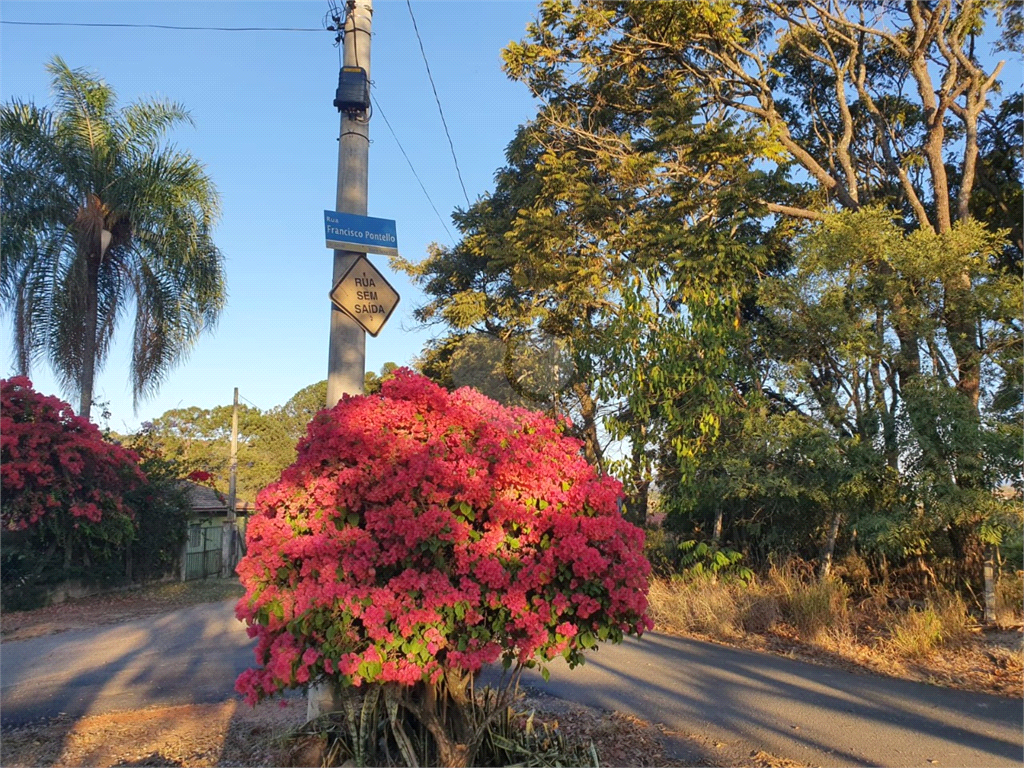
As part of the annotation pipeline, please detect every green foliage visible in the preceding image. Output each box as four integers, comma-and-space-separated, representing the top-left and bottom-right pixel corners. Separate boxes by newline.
644, 529, 753, 584
130, 367, 400, 507
676, 540, 753, 585
401, 0, 1022, 615
117, 428, 194, 581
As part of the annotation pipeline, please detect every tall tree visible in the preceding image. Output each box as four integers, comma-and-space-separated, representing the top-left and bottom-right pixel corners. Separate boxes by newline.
1, 56, 225, 421
501, 0, 1021, 606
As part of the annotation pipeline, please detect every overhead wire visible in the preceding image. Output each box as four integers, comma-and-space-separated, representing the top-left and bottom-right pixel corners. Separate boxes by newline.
1, 20, 329, 32
404, 0, 472, 209
237, 393, 261, 410
6, 10, 461, 249
331, 2, 454, 244
371, 91, 457, 246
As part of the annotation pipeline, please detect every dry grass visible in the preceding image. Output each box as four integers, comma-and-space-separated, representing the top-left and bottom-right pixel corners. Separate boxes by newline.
996, 570, 1024, 627
647, 566, 1024, 697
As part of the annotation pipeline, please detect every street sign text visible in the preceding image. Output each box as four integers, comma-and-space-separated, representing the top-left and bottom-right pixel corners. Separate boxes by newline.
324, 210, 399, 257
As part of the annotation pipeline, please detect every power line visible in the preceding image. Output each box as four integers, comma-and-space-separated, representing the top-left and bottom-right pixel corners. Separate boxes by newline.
0, 20, 329, 32
371, 91, 456, 246
237, 393, 261, 410
404, 0, 472, 209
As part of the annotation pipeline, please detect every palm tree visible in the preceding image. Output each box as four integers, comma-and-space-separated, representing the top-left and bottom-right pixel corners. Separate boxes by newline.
1, 56, 225, 421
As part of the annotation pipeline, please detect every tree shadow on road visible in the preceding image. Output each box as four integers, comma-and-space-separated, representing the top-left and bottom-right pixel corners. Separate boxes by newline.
520, 631, 1024, 768
0, 597, 303, 766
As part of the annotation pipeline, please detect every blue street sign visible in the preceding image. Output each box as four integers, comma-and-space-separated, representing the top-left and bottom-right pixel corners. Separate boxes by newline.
324, 210, 399, 256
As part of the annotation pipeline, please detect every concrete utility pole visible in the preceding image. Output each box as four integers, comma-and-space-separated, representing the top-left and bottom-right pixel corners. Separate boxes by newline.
310, 0, 372, 721
221, 386, 239, 577
326, 0, 373, 407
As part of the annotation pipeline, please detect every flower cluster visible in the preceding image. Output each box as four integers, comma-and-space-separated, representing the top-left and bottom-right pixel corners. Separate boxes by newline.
0, 377, 143, 547
235, 370, 652, 704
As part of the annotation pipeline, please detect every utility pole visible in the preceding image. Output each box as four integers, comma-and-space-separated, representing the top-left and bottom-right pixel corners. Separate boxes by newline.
221, 387, 239, 577
326, 0, 372, 407
310, 0, 372, 721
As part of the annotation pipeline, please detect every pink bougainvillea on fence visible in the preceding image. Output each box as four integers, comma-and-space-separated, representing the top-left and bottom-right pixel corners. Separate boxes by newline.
235, 369, 652, 704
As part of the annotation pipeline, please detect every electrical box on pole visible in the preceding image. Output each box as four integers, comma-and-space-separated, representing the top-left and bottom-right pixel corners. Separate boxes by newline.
334, 66, 370, 114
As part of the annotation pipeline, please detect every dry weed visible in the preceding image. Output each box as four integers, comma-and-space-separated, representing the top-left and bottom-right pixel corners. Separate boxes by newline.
647, 576, 741, 640
996, 571, 1023, 627
648, 571, 1022, 696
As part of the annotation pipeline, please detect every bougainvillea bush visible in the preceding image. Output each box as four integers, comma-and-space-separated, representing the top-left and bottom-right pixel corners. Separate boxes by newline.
1, 378, 144, 603
235, 370, 651, 763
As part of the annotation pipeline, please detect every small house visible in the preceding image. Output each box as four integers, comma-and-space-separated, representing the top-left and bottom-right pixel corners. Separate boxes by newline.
180, 481, 250, 581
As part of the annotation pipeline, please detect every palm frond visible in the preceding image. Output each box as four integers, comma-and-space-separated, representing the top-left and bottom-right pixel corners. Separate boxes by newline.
114, 99, 194, 152
46, 55, 114, 157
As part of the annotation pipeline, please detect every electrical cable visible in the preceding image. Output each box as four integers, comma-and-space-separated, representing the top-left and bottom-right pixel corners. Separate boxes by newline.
370, 91, 456, 246
237, 393, 261, 410
405, 0, 472, 209
1, 20, 329, 32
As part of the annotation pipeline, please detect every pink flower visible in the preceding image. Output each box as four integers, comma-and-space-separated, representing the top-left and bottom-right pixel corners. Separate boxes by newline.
232, 370, 651, 705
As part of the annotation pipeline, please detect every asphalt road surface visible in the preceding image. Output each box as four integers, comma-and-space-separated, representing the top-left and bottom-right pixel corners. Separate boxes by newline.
2, 598, 1021, 767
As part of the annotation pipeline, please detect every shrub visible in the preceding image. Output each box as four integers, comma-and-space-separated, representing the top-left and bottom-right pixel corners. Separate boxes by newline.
117, 428, 197, 581
738, 593, 782, 634
1, 378, 144, 604
235, 370, 651, 766
643, 528, 752, 584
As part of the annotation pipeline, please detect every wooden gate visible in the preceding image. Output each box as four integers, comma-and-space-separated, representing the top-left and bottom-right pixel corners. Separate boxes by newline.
184, 524, 223, 581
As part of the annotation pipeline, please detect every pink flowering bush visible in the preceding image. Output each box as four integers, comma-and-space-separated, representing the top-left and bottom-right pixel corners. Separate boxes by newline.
235, 369, 652, 709
1, 378, 143, 604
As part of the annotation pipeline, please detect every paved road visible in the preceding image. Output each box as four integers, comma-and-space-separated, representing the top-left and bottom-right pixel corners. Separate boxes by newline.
2, 599, 1021, 767
1, 600, 257, 724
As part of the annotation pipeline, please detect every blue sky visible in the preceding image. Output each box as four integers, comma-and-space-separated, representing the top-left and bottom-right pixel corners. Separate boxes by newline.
1, 1, 540, 432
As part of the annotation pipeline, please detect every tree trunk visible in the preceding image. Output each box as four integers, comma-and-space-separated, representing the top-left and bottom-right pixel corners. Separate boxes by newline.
414, 677, 474, 768
625, 422, 649, 526
78, 251, 101, 422
983, 543, 997, 625
820, 509, 842, 580
573, 383, 603, 472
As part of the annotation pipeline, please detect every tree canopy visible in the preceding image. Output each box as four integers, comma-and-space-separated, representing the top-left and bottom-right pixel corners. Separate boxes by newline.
401, 0, 1022, 613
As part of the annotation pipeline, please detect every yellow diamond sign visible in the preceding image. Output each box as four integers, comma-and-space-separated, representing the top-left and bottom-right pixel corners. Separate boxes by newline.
329, 255, 400, 337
